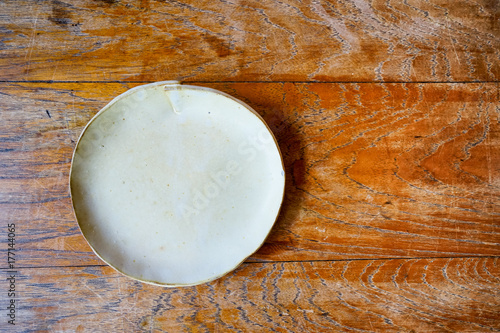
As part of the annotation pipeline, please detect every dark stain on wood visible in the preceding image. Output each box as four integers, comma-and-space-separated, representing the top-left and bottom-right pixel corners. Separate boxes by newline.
204, 34, 232, 58
48, 0, 73, 27
139, 316, 151, 329
95, 0, 117, 5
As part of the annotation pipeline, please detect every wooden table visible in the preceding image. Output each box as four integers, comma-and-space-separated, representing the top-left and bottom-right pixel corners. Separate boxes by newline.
1, 0, 499, 331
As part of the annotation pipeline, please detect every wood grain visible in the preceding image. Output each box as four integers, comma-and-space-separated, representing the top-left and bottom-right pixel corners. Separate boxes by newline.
1, 1, 499, 331
1, 82, 498, 268
0, 0, 498, 82
4, 257, 499, 332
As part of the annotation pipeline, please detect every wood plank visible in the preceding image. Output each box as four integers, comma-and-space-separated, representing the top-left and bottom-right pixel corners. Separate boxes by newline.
0, 0, 498, 82
4, 257, 500, 332
0, 82, 499, 268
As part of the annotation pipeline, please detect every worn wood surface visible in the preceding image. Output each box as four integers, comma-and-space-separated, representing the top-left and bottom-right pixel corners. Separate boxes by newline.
12, 258, 500, 332
0, 81, 499, 269
0, 0, 499, 82
1, 0, 499, 332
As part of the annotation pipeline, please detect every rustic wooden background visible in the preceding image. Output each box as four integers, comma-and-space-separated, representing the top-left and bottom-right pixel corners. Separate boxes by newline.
1, 0, 499, 332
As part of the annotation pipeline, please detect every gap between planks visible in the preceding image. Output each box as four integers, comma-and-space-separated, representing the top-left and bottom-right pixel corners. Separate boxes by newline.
0, 80, 499, 84
3, 255, 500, 271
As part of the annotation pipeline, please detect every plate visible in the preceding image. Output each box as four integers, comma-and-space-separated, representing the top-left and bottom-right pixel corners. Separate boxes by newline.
70, 81, 285, 286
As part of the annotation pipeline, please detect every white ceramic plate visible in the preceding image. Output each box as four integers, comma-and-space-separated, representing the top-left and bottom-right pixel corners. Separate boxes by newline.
70, 81, 285, 286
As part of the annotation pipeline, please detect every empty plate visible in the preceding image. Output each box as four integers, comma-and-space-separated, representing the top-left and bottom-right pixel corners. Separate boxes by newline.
70, 81, 285, 286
